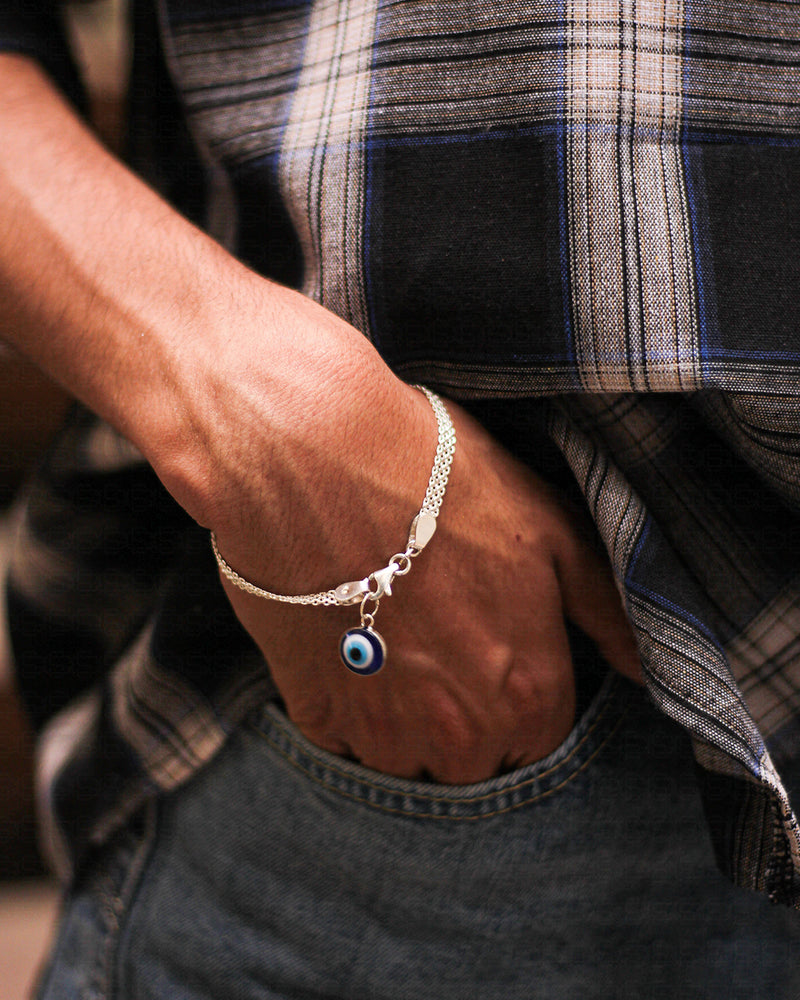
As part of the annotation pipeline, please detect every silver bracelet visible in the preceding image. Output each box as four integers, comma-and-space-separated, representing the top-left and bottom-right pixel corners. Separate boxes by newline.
210, 385, 456, 675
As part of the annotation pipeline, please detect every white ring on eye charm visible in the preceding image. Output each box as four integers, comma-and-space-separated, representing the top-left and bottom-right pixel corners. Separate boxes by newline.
339, 627, 387, 675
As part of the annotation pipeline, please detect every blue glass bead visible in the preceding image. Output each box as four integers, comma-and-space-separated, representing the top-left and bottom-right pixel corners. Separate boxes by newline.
339, 627, 386, 675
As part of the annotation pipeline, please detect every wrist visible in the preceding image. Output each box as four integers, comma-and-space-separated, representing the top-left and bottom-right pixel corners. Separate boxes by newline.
196, 325, 437, 594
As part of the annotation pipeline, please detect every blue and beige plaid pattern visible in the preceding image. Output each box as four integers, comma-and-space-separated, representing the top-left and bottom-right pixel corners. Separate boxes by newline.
2, 0, 800, 904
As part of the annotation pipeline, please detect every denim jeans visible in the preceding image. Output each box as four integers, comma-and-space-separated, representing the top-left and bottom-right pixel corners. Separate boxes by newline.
36, 673, 800, 1000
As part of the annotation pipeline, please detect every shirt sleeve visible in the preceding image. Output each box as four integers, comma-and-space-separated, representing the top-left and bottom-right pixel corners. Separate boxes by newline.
0, 2, 85, 107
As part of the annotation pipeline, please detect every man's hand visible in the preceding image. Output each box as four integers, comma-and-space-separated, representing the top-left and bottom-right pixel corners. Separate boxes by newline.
221, 411, 639, 782
174, 289, 641, 784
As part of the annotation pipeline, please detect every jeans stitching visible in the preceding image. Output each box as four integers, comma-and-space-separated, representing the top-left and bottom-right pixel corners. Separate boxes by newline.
34, 803, 158, 1000
260, 706, 629, 820
253, 677, 630, 818
105, 802, 158, 1000
258, 674, 622, 801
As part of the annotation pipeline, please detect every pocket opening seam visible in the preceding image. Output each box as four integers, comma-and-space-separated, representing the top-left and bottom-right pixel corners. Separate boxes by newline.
254, 680, 630, 817
259, 706, 629, 819
259, 675, 622, 803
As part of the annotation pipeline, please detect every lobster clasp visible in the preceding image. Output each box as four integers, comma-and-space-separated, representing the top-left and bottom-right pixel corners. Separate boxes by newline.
369, 561, 401, 600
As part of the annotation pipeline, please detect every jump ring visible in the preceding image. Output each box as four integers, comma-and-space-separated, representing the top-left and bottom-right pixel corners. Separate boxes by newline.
360, 594, 380, 622
391, 554, 413, 575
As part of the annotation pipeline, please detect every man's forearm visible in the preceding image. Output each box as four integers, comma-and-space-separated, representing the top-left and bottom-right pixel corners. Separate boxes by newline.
0, 55, 260, 457
0, 53, 428, 543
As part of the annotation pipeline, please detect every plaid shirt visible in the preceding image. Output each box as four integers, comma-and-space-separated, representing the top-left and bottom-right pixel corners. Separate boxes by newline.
2, 0, 800, 905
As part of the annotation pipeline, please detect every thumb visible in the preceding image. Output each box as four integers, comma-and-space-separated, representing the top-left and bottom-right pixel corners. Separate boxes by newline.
555, 535, 642, 684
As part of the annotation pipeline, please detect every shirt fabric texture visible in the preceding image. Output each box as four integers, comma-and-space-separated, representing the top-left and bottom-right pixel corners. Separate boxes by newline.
2, 0, 800, 907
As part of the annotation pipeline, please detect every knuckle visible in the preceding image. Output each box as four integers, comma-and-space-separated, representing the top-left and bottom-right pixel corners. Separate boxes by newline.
288, 690, 335, 736
427, 692, 491, 766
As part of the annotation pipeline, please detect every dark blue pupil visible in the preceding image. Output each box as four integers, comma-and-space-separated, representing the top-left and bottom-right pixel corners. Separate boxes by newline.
349, 646, 364, 662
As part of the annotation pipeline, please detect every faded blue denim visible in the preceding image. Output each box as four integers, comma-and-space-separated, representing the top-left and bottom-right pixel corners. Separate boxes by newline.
37, 673, 800, 999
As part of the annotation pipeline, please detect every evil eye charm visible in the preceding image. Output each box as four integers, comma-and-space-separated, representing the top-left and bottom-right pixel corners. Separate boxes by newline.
339, 627, 386, 675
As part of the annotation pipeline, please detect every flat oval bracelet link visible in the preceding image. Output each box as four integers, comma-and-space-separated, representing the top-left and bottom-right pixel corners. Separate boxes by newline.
210, 384, 456, 674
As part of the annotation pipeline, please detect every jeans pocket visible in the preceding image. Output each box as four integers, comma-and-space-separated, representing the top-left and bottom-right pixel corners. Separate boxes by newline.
249, 670, 630, 823
104, 672, 635, 1000
40, 672, 800, 1000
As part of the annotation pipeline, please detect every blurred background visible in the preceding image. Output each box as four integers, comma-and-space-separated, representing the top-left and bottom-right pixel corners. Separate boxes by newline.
0, 2, 129, 995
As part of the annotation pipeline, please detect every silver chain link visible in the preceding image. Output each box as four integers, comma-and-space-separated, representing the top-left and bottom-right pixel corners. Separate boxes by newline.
417, 386, 456, 519
211, 385, 455, 607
